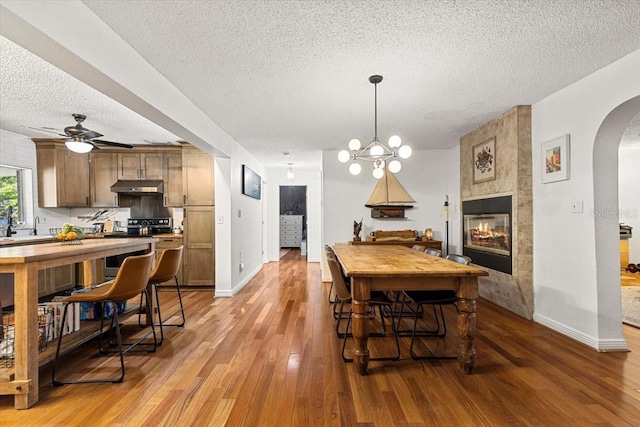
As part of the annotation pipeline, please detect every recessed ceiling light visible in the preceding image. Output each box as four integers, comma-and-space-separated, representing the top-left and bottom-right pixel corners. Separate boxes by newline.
283, 152, 290, 157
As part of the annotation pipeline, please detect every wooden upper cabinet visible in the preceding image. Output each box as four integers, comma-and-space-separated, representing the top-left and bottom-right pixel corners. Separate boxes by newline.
90, 152, 118, 207
36, 143, 90, 207
164, 152, 183, 206
117, 152, 164, 180
182, 148, 215, 206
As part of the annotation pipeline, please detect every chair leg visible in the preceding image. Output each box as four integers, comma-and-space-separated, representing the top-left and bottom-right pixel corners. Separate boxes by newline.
102, 291, 158, 353
335, 301, 351, 338
341, 305, 400, 363
408, 303, 456, 360
157, 276, 186, 328
53, 301, 126, 385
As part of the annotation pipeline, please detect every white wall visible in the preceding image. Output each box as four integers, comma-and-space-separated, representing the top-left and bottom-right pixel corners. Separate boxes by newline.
619, 145, 640, 263
322, 147, 460, 279
215, 145, 266, 297
266, 161, 323, 263
532, 49, 640, 350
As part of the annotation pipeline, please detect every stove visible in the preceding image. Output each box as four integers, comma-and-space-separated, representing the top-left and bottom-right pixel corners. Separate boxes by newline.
127, 217, 173, 236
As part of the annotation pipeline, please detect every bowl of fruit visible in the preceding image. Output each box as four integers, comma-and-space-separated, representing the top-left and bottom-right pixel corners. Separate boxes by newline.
50, 224, 92, 245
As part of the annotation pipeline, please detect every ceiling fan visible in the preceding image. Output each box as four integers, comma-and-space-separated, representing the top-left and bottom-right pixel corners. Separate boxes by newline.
30, 113, 134, 153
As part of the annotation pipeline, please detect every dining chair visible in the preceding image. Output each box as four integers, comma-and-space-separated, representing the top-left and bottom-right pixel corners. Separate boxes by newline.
424, 248, 442, 257
138, 246, 184, 346
401, 253, 471, 360
52, 252, 156, 385
326, 254, 400, 362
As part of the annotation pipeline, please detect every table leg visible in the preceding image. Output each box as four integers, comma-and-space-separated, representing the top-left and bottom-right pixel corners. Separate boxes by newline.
13, 263, 38, 409
456, 277, 478, 374
351, 278, 371, 375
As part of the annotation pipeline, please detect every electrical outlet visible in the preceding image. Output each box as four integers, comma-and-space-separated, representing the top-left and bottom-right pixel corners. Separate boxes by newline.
239, 262, 244, 273
238, 209, 242, 218
217, 215, 224, 224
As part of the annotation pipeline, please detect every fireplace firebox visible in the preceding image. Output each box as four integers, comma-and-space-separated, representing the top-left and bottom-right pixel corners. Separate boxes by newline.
462, 196, 512, 274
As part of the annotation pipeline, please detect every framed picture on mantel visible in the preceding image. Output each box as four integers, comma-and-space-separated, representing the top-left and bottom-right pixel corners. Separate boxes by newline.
472, 137, 496, 184
542, 134, 570, 184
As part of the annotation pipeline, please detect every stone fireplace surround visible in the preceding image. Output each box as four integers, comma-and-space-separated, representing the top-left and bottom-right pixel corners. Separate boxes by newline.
460, 106, 533, 319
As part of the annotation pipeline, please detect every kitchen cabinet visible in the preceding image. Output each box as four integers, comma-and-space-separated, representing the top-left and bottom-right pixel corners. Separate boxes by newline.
38, 264, 75, 298
164, 152, 183, 207
182, 148, 215, 206
155, 236, 184, 285
183, 206, 215, 286
90, 152, 119, 207
35, 142, 90, 207
117, 152, 164, 180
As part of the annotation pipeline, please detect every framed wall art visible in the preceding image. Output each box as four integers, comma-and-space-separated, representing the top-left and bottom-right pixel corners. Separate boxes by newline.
542, 134, 570, 184
473, 137, 496, 184
242, 165, 262, 199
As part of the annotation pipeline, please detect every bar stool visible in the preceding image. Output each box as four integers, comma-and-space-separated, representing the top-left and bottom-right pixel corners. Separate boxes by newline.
52, 252, 155, 385
138, 246, 184, 346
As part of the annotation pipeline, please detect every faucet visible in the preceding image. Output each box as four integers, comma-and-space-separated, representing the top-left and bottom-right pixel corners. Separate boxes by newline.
5, 206, 15, 237
34, 216, 40, 236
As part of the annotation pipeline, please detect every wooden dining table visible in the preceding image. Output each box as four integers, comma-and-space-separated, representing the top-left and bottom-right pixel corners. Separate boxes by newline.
0, 237, 157, 409
332, 243, 489, 375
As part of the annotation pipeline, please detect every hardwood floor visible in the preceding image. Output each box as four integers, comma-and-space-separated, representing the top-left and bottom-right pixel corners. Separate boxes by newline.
2, 250, 640, 426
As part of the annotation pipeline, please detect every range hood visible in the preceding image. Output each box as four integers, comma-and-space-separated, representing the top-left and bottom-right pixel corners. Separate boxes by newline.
110, 180, 164, 194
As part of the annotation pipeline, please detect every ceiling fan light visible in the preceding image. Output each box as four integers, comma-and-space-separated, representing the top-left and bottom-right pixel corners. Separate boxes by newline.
388, 159, 402, 173
349, 162, 362, 176
65, 140, 93, 154
388, 135, 402, 148
398, 144, 412, 159
338, 150, 351, 163
372, 167, 384, 179
348, 138, 362, 151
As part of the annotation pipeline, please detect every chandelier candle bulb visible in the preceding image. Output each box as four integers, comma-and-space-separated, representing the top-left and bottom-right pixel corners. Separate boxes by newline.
338, 150, 350, 163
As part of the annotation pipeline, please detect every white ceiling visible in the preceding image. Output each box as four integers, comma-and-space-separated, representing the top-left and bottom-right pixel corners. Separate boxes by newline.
1, 0, 640, 168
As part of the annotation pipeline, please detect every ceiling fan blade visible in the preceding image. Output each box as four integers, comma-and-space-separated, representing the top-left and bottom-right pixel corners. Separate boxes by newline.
92, 139, 134, 149
27, 126, 67, 137
79, 130, 103, 139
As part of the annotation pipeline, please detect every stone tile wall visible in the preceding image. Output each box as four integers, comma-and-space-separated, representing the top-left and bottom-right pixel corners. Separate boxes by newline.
460, 106, 533, 319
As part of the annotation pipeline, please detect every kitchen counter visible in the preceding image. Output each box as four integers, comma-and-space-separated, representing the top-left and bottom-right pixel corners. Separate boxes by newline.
0, 235, 55, 247
0, 233, 181, 247
0, 237, 158, 409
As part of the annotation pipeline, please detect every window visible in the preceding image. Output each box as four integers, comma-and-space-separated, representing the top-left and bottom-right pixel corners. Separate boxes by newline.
0, 165, 25, 224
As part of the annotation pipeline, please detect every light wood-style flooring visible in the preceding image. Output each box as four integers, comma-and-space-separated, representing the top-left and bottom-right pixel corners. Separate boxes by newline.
2, 250, 640, 426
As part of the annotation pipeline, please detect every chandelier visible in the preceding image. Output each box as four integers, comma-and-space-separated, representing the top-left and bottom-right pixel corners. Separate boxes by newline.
338, 75, 412, 179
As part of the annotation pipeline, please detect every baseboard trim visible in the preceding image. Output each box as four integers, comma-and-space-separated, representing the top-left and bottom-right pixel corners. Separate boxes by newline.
214, 265, 262, 298
533, 313, 629, 351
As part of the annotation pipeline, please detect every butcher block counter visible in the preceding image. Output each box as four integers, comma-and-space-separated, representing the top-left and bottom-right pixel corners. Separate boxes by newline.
0, 238, 157, 409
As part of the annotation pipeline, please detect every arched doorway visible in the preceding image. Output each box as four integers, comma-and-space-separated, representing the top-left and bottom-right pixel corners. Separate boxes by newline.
593, 95, 640, 341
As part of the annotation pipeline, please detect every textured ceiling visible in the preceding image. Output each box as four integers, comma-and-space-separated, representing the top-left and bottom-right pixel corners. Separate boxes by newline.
1, 0, 640, 168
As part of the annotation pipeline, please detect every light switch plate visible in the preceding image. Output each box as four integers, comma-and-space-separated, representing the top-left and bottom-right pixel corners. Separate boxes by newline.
238, 209, 242, 218
217, 216, 224, 224
571, 200, 583, 213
